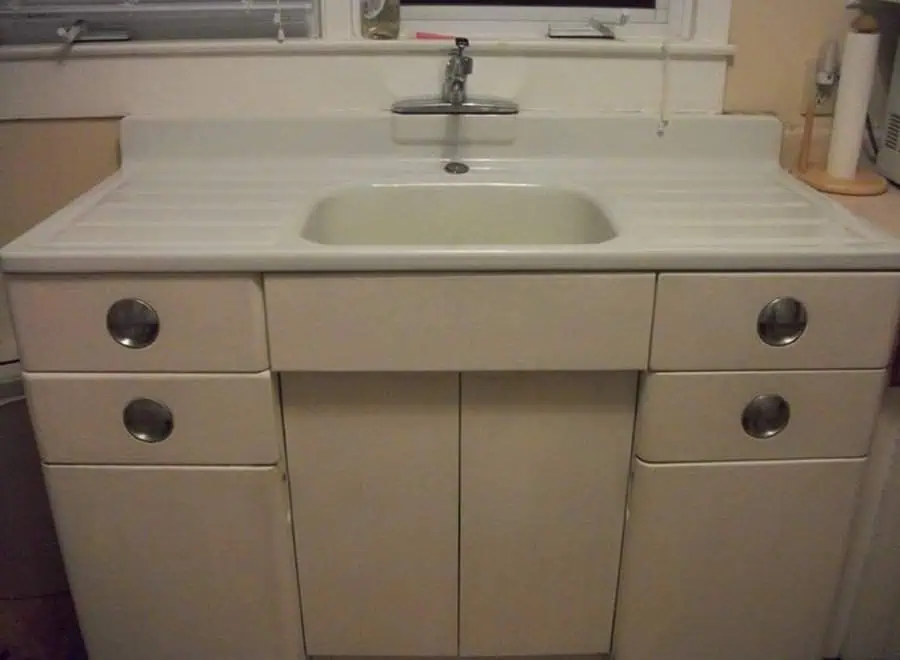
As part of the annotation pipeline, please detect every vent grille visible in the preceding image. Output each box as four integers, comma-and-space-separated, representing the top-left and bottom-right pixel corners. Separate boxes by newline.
885, 113, 900, 153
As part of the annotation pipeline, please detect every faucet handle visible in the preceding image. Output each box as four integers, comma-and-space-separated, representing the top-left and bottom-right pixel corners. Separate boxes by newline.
452, 37, 472, 75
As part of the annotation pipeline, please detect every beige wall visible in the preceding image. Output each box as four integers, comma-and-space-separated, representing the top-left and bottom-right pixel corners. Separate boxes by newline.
725, 0, 853, 129
0, 119, 120, 246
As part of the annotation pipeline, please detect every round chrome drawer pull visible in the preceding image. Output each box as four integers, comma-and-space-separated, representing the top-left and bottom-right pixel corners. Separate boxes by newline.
742, 394, 790, 440
123, 398, 174, 444
757, 297, 807, 347
107, 299, 160, 349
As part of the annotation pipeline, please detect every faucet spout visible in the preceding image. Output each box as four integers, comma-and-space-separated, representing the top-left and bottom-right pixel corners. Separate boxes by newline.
445, 79, 467, 106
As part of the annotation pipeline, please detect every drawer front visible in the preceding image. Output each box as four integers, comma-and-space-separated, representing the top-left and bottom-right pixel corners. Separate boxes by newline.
636, 370, 885, 462
651, 273, 900, 371
25, 372, 282, 465
6, 275, 268, 372
265, 274, 655, 371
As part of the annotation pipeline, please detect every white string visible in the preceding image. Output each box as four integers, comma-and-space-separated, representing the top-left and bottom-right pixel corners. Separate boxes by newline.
272, 0, 284, 42
657, 39, 670, 137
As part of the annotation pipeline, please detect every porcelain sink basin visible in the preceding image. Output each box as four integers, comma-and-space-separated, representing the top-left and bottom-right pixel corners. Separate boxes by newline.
302, 184, 617, 246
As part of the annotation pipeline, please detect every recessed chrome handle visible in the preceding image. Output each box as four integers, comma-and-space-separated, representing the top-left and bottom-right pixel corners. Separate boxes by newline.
757, 297, 807, 347
123, 398, 173, 444
741, 394, 790, 440
107, 298, 159, 349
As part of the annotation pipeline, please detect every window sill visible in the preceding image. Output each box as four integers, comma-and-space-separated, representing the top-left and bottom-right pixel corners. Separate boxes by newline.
0, 36, 734, 62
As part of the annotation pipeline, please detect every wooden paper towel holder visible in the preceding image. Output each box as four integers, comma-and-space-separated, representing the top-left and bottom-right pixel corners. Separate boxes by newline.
796, 166, 887, 196
794, 96, 888, 196
794, 12, 888, 197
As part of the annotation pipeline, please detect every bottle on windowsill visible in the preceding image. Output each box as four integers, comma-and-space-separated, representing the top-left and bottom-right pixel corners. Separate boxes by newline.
361, 0, 400, 39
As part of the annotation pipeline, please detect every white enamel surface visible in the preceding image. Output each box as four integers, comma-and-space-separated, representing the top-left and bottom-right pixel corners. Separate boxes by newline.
3, 114, 900, 272
303, 184, 617, 246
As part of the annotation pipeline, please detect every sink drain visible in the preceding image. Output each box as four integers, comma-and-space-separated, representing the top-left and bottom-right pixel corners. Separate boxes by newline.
444, 161, 469, 175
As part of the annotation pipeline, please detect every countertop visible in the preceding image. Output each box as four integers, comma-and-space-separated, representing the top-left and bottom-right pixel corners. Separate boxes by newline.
831, 187, 900, 239
3, 115, 900, 273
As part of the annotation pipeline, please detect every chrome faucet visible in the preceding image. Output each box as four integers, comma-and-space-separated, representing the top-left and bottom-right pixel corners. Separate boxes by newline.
442, 38, 473, 106
391, 37, 519, 115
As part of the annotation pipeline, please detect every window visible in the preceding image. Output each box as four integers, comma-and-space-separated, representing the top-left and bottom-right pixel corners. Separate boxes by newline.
398, 0, 687, 39
404, 1, 654, 5
0, 0, 317, 44
404, 1, 654, 6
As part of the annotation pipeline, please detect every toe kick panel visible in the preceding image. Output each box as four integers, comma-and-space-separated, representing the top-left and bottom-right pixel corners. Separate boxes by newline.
264, 274, 655, 371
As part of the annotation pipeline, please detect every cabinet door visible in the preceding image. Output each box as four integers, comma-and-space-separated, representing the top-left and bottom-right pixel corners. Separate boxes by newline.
614, 458, 866, 660
282, 373, 459, 656
460, 372, 637, 656
43, 465, 303, 660
842, 389, 900, 660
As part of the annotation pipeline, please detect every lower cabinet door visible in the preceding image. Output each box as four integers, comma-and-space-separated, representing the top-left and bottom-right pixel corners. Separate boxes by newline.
282, 373, 459, 656
459, 372, 637, 656
43, 465, 303, 660
614, 457, 866, 660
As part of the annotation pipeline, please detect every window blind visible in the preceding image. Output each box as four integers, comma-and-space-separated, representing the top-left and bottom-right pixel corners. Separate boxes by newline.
0, 0, 317, 44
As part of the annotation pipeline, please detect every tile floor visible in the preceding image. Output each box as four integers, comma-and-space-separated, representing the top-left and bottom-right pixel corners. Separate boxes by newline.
0, 593, 85, 660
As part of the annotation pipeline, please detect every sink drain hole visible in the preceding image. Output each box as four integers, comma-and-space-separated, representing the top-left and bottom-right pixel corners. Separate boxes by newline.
444, 161, 470, 175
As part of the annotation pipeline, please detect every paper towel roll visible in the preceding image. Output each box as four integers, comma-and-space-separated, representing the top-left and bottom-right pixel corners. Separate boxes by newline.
828, 31, 880, 180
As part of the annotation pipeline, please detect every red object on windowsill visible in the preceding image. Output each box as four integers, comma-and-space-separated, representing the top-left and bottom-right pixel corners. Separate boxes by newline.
414, 31, 455, 39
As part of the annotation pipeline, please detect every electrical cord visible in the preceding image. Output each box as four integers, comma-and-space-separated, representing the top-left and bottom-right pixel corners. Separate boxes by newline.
866, 112, 880, 158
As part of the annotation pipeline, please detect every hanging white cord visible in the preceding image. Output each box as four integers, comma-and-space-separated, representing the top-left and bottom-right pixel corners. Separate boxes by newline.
273, 0, 285, 42
657, 39, 670, 136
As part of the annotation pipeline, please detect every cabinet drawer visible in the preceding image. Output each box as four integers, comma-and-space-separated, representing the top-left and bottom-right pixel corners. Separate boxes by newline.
25, 372, 282, 465
651, 273, 900, 371
265, 274, 655, 371
636, 370, 884, 462
6, 275, 268, 372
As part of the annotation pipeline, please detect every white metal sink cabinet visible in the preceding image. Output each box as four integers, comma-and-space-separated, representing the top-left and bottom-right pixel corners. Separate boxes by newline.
5, 115, 900, 660
6, 267, 899, 660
